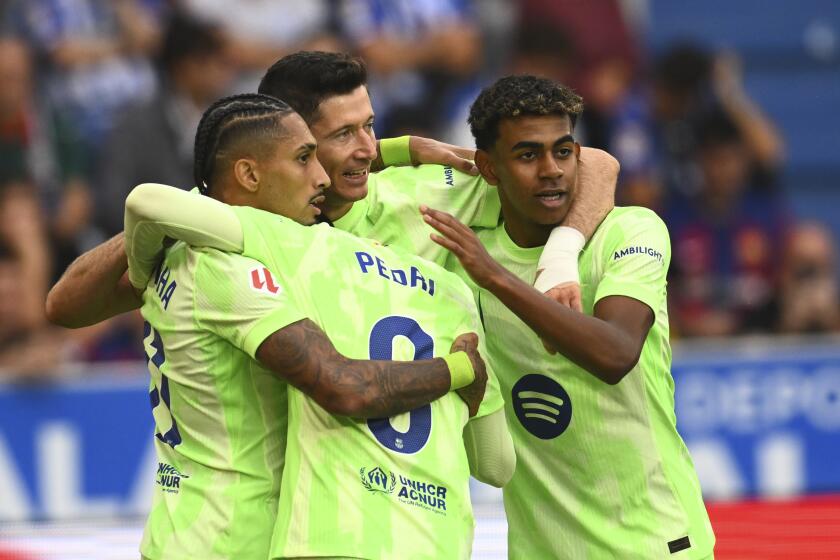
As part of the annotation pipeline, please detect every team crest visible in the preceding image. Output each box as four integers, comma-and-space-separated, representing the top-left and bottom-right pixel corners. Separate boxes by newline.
360, 466, 396, 494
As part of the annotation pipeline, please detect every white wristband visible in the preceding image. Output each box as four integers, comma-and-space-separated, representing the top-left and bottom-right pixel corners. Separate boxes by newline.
534, 226, 585, 292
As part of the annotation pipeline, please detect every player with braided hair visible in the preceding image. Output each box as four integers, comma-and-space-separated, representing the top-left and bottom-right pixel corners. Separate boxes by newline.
96, 92, 501, 560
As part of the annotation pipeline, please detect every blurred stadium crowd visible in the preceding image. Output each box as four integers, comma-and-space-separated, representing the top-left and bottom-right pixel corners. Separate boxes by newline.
0, 0, 838, 377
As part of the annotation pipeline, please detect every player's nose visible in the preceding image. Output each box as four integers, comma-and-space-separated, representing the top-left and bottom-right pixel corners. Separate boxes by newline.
355, 129, 377, 162
313, 159, 330, 190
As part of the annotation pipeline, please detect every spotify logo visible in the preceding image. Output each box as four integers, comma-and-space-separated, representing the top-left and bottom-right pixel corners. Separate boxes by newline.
511, 374, 572, 440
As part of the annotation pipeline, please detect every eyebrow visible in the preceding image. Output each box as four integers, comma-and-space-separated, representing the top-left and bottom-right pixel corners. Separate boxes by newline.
510, 134, 575, 152
297, 142, 317, 153
327, 114, 375, 137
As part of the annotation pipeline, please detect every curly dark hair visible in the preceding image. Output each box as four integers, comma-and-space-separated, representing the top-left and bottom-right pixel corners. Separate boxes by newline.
468, 75, 583, 151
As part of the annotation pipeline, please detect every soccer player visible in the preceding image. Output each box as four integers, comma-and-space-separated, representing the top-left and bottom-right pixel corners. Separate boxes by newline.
85, 92, 499, 560
46, 51, 617, 331
126, 94, 512, 559
257, 51, 619, 305
421, 76, 715, 559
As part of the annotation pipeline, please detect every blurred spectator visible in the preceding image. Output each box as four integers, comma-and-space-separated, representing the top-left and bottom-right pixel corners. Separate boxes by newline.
778, 223, 840, 334
339, 0, 481, 136
610, 44, 785, 210
518, 0, 640, 149
667, 112, 789, 337
507, 21, 576, 86
443, 19, 576, 147
0, 183, 50, 342
180, 0, 341, 89
0, 37, 93, 277
97, 14, 233, 235
7, 0, 159, 152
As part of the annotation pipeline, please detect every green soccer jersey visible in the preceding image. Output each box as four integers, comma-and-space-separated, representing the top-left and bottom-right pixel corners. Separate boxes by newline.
139, 243, 307, 559
232, 206, 505, 560
448, 207, 714, 559
333, 164, 501, 265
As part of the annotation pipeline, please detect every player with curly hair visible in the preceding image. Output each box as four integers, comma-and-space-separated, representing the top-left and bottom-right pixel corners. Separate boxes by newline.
422, 75, 715, 559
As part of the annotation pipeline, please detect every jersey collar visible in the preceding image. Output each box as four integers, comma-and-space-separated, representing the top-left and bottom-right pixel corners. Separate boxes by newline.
495, 223, 543, 264
332, 195, 369, 232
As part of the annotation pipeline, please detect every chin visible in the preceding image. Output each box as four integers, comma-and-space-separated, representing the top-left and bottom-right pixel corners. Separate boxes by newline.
532, 207, 571, 226
334, 181, 369, 203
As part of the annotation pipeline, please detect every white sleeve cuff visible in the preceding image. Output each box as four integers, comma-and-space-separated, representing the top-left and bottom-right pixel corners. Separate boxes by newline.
534, 226, 585, 292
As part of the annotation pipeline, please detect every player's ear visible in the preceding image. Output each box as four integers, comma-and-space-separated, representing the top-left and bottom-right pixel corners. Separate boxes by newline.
234, 158, 260, 193
475, 150, 499, 186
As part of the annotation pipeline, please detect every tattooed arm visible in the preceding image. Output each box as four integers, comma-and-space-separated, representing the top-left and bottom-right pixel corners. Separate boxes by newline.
256, 318, 487, 418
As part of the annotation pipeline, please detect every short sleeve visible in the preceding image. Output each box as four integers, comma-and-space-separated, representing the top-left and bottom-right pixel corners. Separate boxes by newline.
193, 249, 306, 359
384, 165, 501, 229
594, 209, 671, 316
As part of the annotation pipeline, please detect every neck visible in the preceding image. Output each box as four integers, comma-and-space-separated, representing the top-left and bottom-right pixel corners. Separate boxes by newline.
503, 217, 554, 248
322, 199, 354, 222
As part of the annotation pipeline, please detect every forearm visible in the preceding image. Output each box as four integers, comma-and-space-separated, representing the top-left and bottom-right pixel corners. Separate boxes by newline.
45, 233, 141, 328
563, 148, 618, 239
485, 269, 640, 383
463, 408, 515, 487
256, 319, 454, 418
338, 357, 452, 418
720, 93, 784, 166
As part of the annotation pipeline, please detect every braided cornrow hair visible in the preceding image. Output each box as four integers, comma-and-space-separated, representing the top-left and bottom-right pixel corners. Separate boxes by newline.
193, 93, 294, 195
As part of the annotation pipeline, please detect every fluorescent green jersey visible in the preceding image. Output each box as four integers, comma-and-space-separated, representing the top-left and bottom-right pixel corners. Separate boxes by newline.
139, 243, 307, 559
333, 165, 501, 265
449, 207, 714, 559
232, 206, 505, 560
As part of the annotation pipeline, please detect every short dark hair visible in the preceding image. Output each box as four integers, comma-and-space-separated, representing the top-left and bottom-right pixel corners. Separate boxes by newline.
653, 44, 711, 96
468, 75, 583, 151
258, 51, 367, 123
696, 110, 742, 150
158, 14, 225, 73
193, 93, 295, 195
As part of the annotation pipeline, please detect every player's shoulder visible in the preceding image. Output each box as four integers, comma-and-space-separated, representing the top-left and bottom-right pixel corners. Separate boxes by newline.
599, 206, 669, 238
372, 163, 483, 190
189, 246, 271, 279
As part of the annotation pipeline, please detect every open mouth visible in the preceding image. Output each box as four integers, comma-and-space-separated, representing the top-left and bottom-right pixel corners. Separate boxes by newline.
535, 191, 568, 206
308, 194, 325, 214
342, 168, 368, 184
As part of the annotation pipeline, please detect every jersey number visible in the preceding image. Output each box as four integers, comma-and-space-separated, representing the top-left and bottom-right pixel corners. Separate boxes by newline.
144, 322, 182, 448
366, 316, 433, 454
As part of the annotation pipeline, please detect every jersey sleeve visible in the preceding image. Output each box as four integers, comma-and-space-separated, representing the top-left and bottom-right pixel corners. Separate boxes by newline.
594, 208, 671, 317
382, 165, 501, 229
192, 249, 306, 359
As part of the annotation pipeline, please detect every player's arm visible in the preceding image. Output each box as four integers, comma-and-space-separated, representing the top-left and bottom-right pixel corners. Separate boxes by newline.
124, 183, 244, 290
536, 148, 619, 311
421, 207, 659, 385
45, 233, 141, 328
372, 135, 478, 175
256, 321, 486, 418
463, 408, 515, 487
46, 183, 246, 327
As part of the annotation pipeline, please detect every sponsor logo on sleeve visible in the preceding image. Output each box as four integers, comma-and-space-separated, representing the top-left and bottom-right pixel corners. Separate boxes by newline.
613, 246, 664, 264
443, 166, 454, 186
360, 466, 448, 515
250, 267, 281, 295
